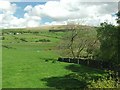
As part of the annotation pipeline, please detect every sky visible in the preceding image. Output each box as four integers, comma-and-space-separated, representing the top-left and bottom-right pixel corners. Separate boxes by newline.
0, 0, 119, 28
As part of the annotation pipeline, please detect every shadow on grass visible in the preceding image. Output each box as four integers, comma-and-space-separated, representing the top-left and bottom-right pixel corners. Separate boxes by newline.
41, 75, 88, 89
65, 64, 105, 74
41, 64, 106, 89
65, 64, 106, 81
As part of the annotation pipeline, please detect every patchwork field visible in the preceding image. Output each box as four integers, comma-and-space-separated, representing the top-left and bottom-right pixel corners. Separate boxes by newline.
2, 29, 107, 88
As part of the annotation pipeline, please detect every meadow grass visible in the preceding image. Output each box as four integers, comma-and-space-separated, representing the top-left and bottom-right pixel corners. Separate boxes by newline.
2, 29, 107, 88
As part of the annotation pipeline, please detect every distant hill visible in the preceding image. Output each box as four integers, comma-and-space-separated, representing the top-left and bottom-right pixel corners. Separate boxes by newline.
2, 25, 96, 31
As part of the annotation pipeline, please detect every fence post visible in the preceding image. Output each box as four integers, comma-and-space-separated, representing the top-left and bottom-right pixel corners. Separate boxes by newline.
62, 58, 64, 62
69, 58, 70, 62
78, 59, 79, 64
87, 59, 89, 66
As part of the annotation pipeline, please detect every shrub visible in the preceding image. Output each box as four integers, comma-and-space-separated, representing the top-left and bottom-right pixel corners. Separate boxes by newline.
35, 39, 51, 42
20, 38, 28, 42
88, 77, 118, 88
1, 36, 5, 40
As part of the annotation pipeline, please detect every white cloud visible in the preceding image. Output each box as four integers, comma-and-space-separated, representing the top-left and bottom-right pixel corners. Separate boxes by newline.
24, 4, 44, 17
40, 0, 117, 26
45, 21, 67, 26
0, 0, 118, 28
0, 1, 11, 10
23, 5, 42, 27
27, 20, 40, 27
0, 14, 4, 24
41, 1, 70, 20
24, 5, 33, 12
0, 1, 41, 28
45, 14, 117, 26
0, 1, 17, 14
42, 0, 117, 26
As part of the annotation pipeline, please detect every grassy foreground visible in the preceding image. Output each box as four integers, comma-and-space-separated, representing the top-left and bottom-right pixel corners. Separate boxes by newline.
2, 29, 107, 88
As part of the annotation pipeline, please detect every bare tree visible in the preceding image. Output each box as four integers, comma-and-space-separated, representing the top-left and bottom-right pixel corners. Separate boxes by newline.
59, 22, 99, 60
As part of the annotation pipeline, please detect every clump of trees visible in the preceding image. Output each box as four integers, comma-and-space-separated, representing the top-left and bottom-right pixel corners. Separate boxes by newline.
96, 22, 118, 64
96, 11, 120, 65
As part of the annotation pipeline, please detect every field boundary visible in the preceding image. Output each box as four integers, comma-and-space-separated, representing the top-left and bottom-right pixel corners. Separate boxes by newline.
58, 57, 120, 76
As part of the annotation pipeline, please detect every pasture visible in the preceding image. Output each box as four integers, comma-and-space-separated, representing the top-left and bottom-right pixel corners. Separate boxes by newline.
2, 28, 110, 88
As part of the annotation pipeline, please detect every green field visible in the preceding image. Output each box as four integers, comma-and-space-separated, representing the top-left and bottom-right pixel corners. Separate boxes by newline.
2, 29, 108, 88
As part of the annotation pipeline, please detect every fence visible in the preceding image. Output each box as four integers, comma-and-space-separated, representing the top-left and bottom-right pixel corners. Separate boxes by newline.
58, 57, 120, 76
